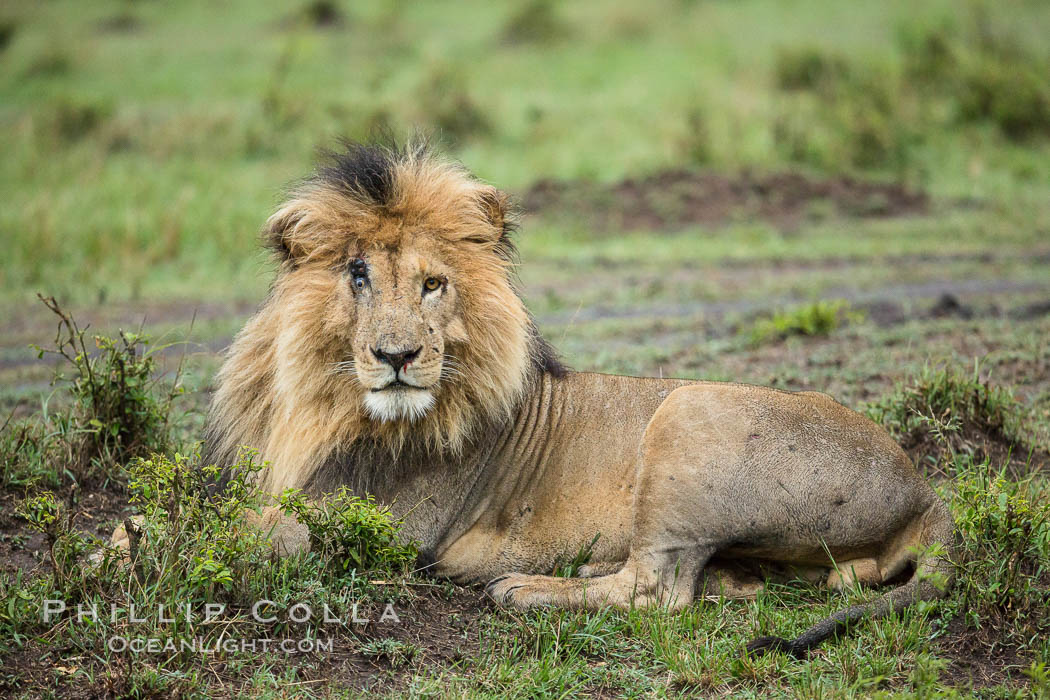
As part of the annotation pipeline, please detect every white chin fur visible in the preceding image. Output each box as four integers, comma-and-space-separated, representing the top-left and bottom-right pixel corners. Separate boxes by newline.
363, 389, 435, 423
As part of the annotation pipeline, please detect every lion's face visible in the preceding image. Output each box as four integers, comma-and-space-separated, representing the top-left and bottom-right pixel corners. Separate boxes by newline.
343, 239, 468, 422
206, 144, 553, 490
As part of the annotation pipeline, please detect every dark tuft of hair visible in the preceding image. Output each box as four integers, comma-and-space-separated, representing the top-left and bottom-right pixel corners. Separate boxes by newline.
316, 141, 400, 206
530, 327, 568, 378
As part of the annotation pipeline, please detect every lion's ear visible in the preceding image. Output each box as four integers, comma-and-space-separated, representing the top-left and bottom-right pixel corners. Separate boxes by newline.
475, 187, 518, 260
477, 187, 514, 238
264, 202, 307, 262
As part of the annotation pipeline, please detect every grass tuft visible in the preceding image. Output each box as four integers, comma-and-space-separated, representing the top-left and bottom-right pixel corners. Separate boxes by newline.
744, 300, 855, 347
943, 455, 1050, 651
865, 362, 1042, 475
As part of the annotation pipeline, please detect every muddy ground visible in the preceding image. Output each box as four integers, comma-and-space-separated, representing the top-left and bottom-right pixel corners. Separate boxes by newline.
523, 170, 932, 232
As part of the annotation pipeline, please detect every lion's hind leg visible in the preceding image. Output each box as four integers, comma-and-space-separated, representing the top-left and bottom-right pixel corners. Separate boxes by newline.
699, 561, 766, 600
826, 557, 882, 591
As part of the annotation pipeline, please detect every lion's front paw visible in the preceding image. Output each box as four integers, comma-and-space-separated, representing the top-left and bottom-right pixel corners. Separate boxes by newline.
485, 572, 579, 609
88, 515, 144, 566
485, 572, 531, 606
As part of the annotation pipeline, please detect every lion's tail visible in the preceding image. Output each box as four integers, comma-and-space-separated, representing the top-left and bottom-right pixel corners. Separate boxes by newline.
745, 500, 955, 658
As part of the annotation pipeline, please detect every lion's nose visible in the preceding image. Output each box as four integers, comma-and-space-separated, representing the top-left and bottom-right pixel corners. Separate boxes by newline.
372, 346, 421, 372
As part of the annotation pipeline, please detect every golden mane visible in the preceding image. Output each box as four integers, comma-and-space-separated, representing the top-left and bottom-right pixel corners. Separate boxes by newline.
203, 142, 563, 494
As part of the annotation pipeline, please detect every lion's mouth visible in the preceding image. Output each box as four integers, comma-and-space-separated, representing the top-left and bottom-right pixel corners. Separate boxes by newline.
371, 379, 427, 392
363, 381, 436, 422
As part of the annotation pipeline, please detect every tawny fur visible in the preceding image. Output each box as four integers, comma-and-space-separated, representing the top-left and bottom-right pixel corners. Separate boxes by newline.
198, 142, 955, 655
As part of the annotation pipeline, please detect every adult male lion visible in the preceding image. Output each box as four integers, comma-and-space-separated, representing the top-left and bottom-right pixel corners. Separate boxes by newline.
203, 141, 953, 656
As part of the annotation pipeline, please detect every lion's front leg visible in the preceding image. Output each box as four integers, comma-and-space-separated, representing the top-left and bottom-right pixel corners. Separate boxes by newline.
486, 547, 712, 612
486, 570, 666, 610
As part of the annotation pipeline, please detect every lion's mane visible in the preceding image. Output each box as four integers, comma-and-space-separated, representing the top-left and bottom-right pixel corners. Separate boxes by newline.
203, 142, 563, 494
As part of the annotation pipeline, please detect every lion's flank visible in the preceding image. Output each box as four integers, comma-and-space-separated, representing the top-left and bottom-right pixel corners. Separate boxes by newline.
203, 140, 565, 495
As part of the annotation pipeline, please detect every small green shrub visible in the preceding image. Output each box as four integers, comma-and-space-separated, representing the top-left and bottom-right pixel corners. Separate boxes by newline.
23, 49, 71, 78
2, 303, 185, 489
772, 47, 917, 172
279, 487, 417, 576
682, 108, 713, 165
46, 99, 111, 142
297, 0, 346, 28
898, 22, 958, 86
865, 362, 1036, 472
745, 300, 855, 346
15, 491, 95, 593
0, 20, 15, 53
18, 295, 183, 484
956, 58, 1050, 141
501, 0, 569, 45
417, 68, 492, 147
898, 16, 1050, 141
774, 47, 848, 92
833, 83, 917, 171
942, 456, 1050, 647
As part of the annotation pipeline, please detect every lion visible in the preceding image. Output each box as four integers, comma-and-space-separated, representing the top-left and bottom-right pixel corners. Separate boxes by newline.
196, 140, 954, 657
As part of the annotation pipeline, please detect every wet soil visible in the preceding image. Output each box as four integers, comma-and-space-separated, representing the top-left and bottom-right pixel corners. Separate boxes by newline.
523, 170, 929, 231
0, 586, 488, 699
934, 617, 1033, 691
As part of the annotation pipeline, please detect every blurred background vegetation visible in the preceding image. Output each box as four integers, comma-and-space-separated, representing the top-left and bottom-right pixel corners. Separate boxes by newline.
1, 0, 1049, 303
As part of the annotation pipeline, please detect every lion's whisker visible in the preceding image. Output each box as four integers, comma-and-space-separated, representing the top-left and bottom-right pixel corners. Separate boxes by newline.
329, 360, 364, 385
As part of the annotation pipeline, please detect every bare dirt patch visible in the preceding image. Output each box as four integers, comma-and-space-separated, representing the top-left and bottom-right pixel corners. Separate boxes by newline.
934, 617, 1033, 691
0, 579, 488, 699
297, 586, 486, 696
0, 485, 131, 577
523, 170, 929, 232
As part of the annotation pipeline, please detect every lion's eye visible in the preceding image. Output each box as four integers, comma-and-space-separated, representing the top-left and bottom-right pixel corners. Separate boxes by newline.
348, 258, 368, 291
423, 277, 442, 293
